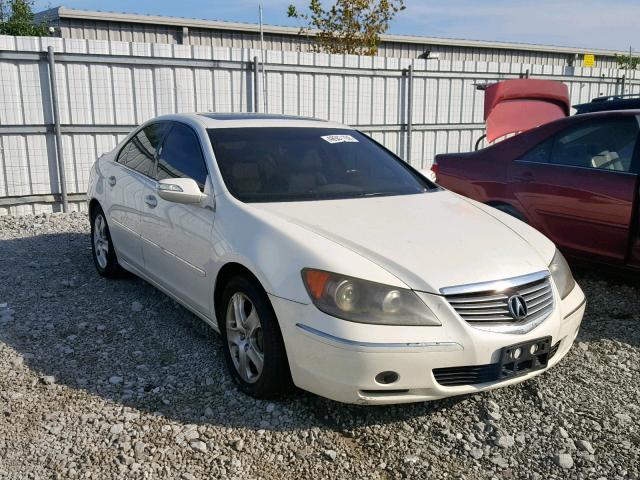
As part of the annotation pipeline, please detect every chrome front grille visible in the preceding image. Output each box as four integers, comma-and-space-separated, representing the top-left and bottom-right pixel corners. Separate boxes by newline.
443, 272, 554, 326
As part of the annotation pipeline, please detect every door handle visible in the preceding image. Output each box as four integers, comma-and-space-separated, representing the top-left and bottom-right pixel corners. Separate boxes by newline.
145, 195, 157, 208
108, 176, 116, 187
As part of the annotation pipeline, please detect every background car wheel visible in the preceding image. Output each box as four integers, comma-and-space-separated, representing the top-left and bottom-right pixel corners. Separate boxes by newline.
90, 206, 127, 278
218, 275, 292, 399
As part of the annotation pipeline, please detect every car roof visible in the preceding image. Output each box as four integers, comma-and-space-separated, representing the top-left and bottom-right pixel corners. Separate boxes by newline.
536, 108, 640, 129
155, 112, 352, 130
574, 98, 640, 114
574, 93, 640, 110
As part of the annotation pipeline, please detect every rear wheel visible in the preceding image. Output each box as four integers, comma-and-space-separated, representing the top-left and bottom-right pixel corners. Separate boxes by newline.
218, 276, 292, 398
90, 206, 126, 278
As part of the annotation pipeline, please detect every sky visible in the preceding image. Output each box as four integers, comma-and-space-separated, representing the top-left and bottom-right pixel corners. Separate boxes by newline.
33, 0, 637, 52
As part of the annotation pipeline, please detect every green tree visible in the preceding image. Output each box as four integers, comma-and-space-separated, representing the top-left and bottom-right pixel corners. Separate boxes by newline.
615, 53, 640, 70
0, 0, 48, 36
287, 0, 405, 56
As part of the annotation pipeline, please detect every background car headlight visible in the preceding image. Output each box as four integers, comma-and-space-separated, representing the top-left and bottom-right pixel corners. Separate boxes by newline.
549, 249, 575, 300
301, 269, 441, 326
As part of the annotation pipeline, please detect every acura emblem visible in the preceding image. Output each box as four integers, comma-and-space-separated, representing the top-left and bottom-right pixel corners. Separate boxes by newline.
507, 295, 528, 321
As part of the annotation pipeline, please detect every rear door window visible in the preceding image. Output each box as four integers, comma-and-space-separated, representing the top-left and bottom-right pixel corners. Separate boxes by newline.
156, 123, 209, 190
117, 123, 169, 177
550, 117, 639, 172
517, 138, 553, 164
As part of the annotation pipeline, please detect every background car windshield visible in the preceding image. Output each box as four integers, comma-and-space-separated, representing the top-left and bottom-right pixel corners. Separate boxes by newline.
208, 128, 433, 202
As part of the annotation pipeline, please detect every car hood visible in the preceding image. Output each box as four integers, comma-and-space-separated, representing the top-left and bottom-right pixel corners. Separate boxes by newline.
251, 191, 552, 294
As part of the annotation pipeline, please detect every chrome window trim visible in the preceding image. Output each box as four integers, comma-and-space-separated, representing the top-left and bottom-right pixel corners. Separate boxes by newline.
513, 158, 638, 176
439, 270, 549, 296
112, 158, 158, 183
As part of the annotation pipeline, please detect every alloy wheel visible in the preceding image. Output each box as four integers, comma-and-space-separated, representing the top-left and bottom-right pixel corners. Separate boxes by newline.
225, 292, 265, 384
93, 214, 109, 269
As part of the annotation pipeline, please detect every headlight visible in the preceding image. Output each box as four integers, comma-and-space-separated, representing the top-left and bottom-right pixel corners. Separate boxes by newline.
549, 249, 575, 300
301, 269, 441, 326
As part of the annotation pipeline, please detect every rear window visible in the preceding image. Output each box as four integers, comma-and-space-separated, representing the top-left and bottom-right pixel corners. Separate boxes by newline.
207, 127, 433, 203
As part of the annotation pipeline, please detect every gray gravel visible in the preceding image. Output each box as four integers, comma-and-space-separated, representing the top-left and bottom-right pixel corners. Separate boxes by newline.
0, 211, 639, 479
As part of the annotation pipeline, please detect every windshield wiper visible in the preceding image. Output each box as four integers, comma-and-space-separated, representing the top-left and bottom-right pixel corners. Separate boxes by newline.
359, 192, 398, 197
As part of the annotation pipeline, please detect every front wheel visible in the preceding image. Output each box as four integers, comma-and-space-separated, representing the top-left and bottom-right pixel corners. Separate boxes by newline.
90, 207, 126, 278
219, 276, 292, 399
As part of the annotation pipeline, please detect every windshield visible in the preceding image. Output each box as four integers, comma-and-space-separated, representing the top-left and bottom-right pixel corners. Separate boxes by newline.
207, 127, 434, 203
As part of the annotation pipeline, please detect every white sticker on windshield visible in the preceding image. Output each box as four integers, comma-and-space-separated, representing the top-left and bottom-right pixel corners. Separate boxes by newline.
321, 134, 359, 144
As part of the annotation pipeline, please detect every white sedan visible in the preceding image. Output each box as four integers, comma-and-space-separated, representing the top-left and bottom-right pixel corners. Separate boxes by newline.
86, 113, 586, 404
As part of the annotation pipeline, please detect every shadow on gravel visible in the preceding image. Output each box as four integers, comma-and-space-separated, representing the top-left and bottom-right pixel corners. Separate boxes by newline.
572, 268, 640, 349
0, 232, 464, 433
0, 232, 638, 433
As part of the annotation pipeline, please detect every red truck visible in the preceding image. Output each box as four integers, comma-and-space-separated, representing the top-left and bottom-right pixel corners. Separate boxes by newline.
434, 79, 640, 271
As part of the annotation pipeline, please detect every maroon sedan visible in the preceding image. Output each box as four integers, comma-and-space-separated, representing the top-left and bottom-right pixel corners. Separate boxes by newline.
434, 110, 640, 271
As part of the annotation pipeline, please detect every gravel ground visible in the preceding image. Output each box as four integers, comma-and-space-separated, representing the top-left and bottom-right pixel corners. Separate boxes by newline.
0, 211, 638, 480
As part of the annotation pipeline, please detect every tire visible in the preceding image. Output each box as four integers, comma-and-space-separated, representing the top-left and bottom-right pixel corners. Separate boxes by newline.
90, 206, 127, 278
218, 275, 293, 399
492, 203, 528, 223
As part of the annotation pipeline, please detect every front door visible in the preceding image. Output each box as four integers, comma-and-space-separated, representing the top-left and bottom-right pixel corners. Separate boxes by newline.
140, 122, 215, 316
105, 125, 165, 268
508, 115, 640, 264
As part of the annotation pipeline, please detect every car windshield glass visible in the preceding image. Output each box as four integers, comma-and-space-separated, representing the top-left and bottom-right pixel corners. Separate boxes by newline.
208, 127, 434, 202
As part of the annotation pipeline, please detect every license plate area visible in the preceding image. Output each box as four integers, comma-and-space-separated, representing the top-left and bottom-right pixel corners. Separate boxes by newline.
499, 336, 552, 380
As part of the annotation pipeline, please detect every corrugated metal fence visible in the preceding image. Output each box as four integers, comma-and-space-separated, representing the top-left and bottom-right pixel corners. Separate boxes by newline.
0, 34, 638, 215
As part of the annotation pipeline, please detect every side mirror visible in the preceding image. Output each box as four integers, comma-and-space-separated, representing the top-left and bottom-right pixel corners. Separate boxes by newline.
157, 178, 205, 204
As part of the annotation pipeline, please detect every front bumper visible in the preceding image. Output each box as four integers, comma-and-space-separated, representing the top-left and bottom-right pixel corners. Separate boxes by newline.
271, 282, 585, 404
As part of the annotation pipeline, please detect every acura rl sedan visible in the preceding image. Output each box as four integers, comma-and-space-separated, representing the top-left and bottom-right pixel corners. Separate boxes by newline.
86, 113, 585, 404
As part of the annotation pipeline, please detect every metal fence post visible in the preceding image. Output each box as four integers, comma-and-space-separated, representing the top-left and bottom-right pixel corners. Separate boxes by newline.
253, 56, 260, 113
262, 60, 268, 113
47, 46, 68, 213
406, 62, 414, 165
259, 5, 268, 113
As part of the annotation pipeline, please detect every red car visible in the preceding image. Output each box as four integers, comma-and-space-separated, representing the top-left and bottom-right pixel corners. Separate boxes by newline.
435, 108, 640, 271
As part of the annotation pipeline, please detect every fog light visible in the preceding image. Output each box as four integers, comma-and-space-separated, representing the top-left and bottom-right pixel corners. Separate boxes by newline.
375, 371, 399, 385
530, 344, 539, 355
512, 347, 522, 359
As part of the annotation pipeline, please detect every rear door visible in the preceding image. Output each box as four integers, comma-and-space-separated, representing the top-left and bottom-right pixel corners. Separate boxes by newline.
508, 115, 640, 264
140, 122, 215, 315
106, 123, 167, 268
